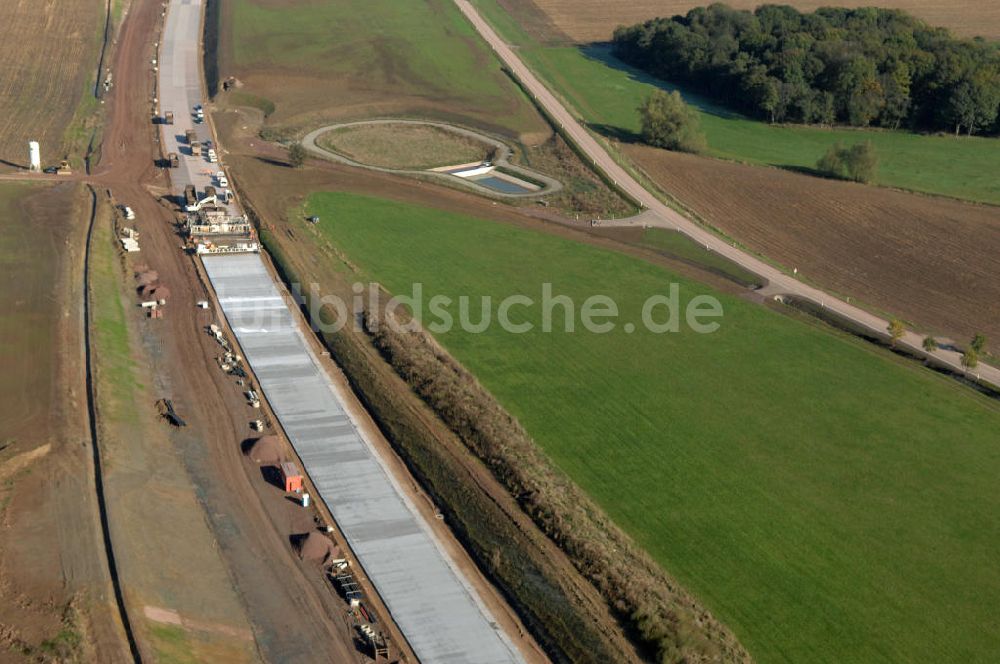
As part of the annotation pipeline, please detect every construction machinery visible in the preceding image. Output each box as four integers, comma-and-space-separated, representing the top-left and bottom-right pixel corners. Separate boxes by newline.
185, 129, 202, 156
156, 399, 187, 427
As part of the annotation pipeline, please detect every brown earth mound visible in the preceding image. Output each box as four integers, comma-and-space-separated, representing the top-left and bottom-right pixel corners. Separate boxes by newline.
243, 435, 282, 465
135, 269, 159, 286
295, 532, 341, 565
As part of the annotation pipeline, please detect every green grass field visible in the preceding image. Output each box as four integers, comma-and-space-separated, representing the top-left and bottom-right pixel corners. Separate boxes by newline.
307, 190, 1000, 663
226, 0, 546, 137
467, 1, 1000, 204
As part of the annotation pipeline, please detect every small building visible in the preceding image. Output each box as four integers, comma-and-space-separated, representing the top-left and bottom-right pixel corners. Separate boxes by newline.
280, 462, 304, 493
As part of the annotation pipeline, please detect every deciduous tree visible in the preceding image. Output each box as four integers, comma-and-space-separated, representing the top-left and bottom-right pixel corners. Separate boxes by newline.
638, 90, 707, 153
288, 142, 306, 168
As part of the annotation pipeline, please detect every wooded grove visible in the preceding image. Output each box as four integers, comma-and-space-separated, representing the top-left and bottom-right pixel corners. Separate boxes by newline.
612, 4, 1000, 135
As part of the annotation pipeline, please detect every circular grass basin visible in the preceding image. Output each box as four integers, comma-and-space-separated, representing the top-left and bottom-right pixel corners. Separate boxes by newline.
317, 122, 493, 170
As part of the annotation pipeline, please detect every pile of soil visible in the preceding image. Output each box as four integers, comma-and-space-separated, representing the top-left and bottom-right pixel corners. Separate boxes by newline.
134, 269, 158, 287
295, 531, 341, 565
243, 435, 282, 465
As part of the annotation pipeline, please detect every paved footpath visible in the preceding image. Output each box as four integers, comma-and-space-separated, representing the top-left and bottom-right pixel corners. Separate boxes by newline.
454, 0, 1000, 390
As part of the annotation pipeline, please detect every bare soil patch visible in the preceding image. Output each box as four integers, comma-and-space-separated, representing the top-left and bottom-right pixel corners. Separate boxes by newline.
318, 123, 491, 169
624, 143, 1000, 345
0, 0, 105, 169
518, 0, 1000, 42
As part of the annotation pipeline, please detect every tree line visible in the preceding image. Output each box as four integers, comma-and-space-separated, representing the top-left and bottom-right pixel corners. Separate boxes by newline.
613, 4, 1000, 135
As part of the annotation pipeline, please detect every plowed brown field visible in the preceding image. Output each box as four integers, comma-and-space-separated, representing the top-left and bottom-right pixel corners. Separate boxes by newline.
624, 143, 1000, 345
516, 0, 1000, 42
0, 0, 105, 169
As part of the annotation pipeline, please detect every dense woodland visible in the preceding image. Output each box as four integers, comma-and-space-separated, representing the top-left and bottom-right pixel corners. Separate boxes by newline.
613, 4, 1000, 135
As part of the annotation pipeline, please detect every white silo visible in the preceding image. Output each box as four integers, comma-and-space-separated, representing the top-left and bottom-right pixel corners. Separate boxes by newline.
28, 141, 41, 172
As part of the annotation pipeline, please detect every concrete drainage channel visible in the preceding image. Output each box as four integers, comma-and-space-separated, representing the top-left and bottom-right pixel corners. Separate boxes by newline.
301, 119, 563, 198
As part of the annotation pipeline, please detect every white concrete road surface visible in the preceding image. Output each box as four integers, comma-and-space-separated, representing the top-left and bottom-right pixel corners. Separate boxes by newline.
453, 0, 1000, 389
203, 255, 525, 664
159, 0, 219, 196
159, 1, 526, 662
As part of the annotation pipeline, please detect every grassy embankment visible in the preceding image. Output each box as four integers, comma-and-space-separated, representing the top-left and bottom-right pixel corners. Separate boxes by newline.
224, 0, 546, 138
471, 0, 1000, 205
90, 201, 139, 429
305, 190, 1000, 664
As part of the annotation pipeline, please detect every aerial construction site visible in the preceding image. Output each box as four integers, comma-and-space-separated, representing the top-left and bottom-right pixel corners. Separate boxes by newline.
2, 0, 1000, 663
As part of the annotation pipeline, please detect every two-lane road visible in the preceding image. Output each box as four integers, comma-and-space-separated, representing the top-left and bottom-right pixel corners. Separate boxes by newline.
454, 0, 1000, 389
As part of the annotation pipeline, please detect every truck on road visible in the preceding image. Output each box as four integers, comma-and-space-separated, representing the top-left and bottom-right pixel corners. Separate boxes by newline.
184, 185, 198, 211
185, 129, 202, 156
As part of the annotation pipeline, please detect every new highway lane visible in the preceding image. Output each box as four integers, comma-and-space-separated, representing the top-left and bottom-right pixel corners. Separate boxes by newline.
453, 0, 1000, 389
159, 1, 526, 662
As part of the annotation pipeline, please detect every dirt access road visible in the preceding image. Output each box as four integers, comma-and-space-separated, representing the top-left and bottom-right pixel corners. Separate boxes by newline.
454, 0, 1000, 389
79, 0, 366, 661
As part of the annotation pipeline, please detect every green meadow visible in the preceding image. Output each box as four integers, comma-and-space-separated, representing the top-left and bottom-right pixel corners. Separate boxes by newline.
307, 190, 1000, 663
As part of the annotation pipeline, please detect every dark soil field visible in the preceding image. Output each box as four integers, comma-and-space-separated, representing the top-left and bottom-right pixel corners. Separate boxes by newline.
509, 0, 1000, 42
0, 0, 106, 170
624, 143, 1000, 345
0, 182, 126, 662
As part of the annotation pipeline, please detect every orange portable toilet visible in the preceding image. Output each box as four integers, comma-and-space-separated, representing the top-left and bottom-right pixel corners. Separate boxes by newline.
280, 462, 304, 493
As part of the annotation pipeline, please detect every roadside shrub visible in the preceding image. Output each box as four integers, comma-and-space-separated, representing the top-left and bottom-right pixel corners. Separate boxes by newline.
817, 141, 879, 183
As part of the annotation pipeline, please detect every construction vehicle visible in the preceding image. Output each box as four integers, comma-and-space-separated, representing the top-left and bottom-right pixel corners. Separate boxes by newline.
185, 129, 202, 156
167, 152, 179, 168
164, 111, 174, 125
56, 160, 72, 175
184, 184, 198, 211
156, 399, 187, 427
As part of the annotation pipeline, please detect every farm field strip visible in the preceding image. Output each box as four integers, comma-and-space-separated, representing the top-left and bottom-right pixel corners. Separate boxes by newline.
514, 0, 1000, 42
622, 144, 1000, 345
0, 0, 106, 168
307, 189, 1000, 664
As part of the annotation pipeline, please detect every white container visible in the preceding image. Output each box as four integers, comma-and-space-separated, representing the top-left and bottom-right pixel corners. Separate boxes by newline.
302, 493, 310, 508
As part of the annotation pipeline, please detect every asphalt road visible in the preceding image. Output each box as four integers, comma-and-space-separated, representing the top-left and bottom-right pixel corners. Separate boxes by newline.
453, 0, 1000, 390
